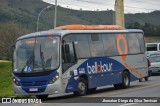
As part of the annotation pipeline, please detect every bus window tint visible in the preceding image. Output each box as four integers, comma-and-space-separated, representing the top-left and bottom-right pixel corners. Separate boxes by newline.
89, 34, 104, 57
63, 34, 91, 58
127, 34, 141, 54
101, 34, 118, 56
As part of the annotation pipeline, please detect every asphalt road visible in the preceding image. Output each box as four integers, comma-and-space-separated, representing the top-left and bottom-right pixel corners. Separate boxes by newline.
1, 74, 160, 106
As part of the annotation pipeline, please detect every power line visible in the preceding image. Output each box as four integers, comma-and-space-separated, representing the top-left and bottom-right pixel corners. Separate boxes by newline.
48, 0, 160, 12
76, 0, 160, 11
131, 0, 160, 7
143, 0, 160, 3
50, 0, 111, 10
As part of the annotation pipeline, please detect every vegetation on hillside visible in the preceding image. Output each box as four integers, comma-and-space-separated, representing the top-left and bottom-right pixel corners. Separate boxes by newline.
128, 22, 160, 37
0, 0, 160, 33
0, 0, 160, 60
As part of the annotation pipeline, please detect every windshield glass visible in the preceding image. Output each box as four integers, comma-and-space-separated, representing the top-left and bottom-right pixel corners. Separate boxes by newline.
13, 36, 60, 73
149, 56, 160, 63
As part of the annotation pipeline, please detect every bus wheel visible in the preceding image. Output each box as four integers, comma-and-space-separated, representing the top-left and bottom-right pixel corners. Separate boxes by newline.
74, 78, 87, 96
122, 71, 130, 88
36, 95, 48, 100
114, 71, 130, 89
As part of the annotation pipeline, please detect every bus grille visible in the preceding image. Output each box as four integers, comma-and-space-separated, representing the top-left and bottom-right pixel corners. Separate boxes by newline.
21, 81, 47, 86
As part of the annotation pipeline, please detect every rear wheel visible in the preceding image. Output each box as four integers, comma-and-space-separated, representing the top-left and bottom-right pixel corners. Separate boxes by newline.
114, 71, 130, 89
74, 78, 87, 96
36, 95, 48, 100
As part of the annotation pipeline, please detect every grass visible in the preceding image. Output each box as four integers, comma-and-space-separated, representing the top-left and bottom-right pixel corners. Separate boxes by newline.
0, 61, 14, 97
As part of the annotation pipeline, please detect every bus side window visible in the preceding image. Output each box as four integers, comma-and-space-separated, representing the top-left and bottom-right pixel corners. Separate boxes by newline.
62, 42, 77, 72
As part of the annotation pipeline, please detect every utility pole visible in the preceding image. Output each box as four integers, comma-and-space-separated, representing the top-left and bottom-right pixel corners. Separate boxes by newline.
115, 0, 125, 28
54, 0, 57, 28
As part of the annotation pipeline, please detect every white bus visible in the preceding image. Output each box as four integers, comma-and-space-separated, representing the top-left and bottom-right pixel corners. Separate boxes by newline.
13, 25, 148, 99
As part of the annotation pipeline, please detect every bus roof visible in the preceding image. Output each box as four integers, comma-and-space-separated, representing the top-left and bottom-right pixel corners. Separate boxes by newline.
17, 25, 143, 40
55, 25, 123, 30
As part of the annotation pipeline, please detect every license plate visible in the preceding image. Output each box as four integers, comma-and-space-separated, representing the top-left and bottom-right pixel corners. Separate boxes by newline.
29, 88, 38, 92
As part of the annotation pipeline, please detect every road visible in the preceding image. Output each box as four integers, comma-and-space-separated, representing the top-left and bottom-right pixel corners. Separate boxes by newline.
1, 74, 160, 106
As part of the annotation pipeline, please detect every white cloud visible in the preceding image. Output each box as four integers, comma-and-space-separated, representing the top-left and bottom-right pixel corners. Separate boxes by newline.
42, 0, 160, 13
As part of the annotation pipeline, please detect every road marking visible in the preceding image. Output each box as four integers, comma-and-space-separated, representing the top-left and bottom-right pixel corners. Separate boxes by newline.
118, 103, 137, 106
86, 83, 160, 97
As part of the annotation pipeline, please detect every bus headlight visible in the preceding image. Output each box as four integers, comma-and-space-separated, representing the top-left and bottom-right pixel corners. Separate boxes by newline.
12, 77, 20, 86
49, 73, 59, 84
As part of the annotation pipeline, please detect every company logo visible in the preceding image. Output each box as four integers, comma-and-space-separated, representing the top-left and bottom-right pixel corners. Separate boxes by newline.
1, 98, 42, 104
2, 98, 11, 103
87, 61, 113, 74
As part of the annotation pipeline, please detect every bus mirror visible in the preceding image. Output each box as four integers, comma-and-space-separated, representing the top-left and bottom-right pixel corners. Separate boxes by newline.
11, 45, 15, 52
65, 44, 70, 53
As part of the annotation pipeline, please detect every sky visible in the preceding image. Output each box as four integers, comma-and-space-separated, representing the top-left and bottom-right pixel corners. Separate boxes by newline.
42, 0, 160, 13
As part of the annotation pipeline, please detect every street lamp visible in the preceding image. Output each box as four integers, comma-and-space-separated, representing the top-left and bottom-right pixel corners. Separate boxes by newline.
37, 5, 53, 32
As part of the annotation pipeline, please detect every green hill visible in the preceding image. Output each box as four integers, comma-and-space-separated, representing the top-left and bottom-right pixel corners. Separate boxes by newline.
0, 0, 160, 35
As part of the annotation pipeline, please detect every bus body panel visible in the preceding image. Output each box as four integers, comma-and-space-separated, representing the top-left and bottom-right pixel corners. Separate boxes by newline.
63, 54, 147, 93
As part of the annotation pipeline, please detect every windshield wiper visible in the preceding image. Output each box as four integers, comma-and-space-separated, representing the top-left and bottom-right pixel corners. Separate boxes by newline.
39, 44, 45, 71
21, 55, 34, 73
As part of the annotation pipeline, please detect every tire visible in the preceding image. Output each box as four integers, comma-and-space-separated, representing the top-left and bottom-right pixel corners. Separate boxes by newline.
144, 76, 149, 81
74, 78, 87, 96
36, 95, 48, 100
114, 71, 130, 89
121, 71, 130, 88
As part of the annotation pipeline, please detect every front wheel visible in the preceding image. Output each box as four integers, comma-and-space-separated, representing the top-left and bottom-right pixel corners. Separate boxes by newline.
74, 78, 87, 96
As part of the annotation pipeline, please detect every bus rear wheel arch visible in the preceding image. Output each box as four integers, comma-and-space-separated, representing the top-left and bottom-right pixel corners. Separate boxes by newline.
114, 70, 130, 89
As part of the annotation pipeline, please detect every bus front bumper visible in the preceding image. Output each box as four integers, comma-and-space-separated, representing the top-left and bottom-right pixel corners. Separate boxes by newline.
13, 82, 62, 96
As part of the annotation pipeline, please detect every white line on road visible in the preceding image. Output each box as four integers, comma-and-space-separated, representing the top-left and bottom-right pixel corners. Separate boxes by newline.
118, 103, 137, 106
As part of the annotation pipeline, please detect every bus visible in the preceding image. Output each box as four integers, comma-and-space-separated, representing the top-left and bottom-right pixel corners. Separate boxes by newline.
12, 25, 148, 99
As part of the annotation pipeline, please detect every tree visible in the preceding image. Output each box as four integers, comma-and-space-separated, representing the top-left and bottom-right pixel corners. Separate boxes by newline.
0, 22, 30, 60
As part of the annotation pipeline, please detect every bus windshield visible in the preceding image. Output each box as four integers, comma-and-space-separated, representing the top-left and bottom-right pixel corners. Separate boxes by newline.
13, 36, 60, 74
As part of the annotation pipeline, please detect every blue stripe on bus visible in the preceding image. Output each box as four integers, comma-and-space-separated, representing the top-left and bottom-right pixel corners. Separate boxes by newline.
65, 57, 138, 93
